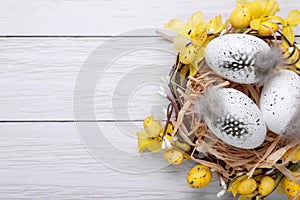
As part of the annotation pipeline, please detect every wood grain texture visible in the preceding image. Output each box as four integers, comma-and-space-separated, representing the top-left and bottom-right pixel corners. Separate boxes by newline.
0, 123, 287, 200
0, 37, 173, 120
0, 0, 299, 199
0, 0, 299, 36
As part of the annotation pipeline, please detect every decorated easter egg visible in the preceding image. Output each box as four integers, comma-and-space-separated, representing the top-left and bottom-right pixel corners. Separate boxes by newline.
205, 34, 272, 84
187, 164, 212, 188
260, 70, 300, 134
199, 88, 266, 149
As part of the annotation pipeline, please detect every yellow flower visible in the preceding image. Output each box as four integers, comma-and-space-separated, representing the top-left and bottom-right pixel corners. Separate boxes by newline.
143, 115, 162, 137
279, 10, 300, 72
206, 15, 223, 35
165, 12, 207, 47
167, 14, 223, 79
136, 132, 162, 153
165, 12, 224, 48
230, 0, 280, 31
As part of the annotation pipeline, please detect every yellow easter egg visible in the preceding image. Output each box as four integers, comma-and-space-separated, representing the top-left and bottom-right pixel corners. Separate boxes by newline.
143, 116, 162, 137
230, 5, 252, 28
163, 149, 184, 165
238, 178, 257, 195
259, 176, 276, 196
187, 164, 212, 188
258, 21, 279, 36
179, 45, 197, 64
283, 173, 300, 200
283, 147, 300, 162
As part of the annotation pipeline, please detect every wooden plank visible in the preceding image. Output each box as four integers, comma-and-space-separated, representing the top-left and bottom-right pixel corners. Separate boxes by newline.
0, 122, 287, 199
0, 0, 298, 36
1, 35, 300, 121
0, 37, 174, 120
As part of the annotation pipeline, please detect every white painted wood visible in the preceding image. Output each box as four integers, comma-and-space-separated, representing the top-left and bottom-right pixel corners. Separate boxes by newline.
0, 36, 299, 121
0, 1, 298, 199
0, 37, 173, 120
0, 0, 298, 36
0, 123, 287, 199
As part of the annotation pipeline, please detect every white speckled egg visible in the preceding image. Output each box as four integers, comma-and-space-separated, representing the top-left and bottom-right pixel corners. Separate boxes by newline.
203, 88, 267, 149
205, 34, 270, 84
260, 70, 300, 134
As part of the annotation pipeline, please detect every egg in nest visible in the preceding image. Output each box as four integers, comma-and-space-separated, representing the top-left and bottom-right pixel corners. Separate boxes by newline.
196, 88, 266, 149
260, 70, 300, 135
205, 34, 283, 85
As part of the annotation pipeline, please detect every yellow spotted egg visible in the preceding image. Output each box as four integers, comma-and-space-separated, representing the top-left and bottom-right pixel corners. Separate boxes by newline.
283, 147, 300, 162
237, 178, 257, 195
283, 173, 300, 200
230, 5, 252, 28
259, 176, 276, 196
187, 164, 212, 188
163, 149, 184, 165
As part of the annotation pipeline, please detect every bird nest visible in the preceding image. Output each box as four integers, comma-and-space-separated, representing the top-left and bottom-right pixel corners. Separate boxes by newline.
170, 60, 300, 184
136, 1, 300, 199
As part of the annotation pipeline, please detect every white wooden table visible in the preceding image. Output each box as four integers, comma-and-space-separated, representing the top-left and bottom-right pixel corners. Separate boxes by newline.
0, 1, 299, 199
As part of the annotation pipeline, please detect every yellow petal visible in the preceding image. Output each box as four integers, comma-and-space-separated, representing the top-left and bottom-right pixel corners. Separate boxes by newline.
191, 29, 207, 47
206, 15, 223, 34
159, 123, 174, 140
173, 34, 189, 52
287, 10, 300, 27
188, 12, 204, 30
250, 19, 261, 30
282, 26, 295, 45
164, 19, 187, 35
247, 1, 263, 19
179, 45, 197, 64
136, 132, 150, 153
147, 138, 162, 152
267, 16, 287, 26
177, 64, 189, 83
144, 116, 162, 137
263, 0, 279, 16
236, 0, 249, 5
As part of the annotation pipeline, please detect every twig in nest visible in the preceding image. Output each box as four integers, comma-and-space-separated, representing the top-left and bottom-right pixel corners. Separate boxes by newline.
155, 31, 174, 43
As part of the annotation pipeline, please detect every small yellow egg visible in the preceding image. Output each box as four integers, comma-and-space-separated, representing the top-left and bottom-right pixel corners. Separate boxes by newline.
259, 176, 276, 196
258, 21, 279, 36
230, 5, 252, 28
143, 116, 162, 137
163, 149, 184, 165
187, 164, 212, 188
283, 147, 300, 162
179, 45, 197, 64
238, 178, 257, 195
283, 173, 300, 200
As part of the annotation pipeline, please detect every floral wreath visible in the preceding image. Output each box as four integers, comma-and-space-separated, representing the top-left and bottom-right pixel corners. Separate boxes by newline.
136, 0, 300, 199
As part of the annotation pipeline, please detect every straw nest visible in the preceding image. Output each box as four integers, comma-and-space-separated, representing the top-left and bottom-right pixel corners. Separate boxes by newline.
169, 59, 300, 184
